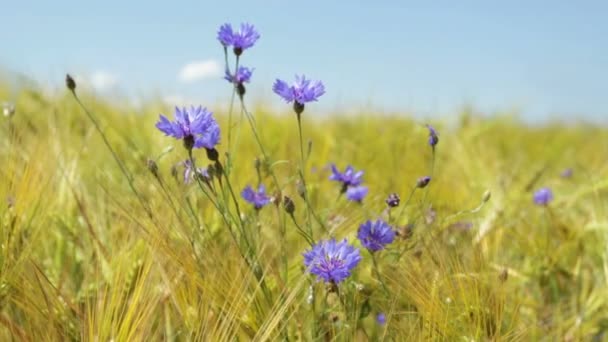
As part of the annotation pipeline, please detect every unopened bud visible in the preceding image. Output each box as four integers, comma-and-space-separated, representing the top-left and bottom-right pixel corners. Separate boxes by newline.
146, 158, 159, 177
237, 83, 246, 99
499, 268, 508, 282
385, 193, 400, 208
65, 74, 76, 92
482, 190, 491, 203
296, 180, 307, 199
205, 148, 219, 162
416, 176, 431, 188
283, 196, 295, 215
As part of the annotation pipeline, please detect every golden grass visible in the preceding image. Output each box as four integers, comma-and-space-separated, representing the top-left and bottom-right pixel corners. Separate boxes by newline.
1, 83, 607, 341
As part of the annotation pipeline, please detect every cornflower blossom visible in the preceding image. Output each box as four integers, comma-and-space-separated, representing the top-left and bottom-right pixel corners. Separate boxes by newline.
217, 23, 260, 55
533, 187, 553, 206
303, 238, 361, 283
273, 75, 325, 115
224, 66, 253, 85
346, 186, 368, 203
156, 106, 220, 151
241, 184, 270, 210
357, 219, 396, 252
329, 164, 364, 192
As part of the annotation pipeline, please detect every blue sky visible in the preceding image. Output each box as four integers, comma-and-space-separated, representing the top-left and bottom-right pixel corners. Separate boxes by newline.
2, 1, 607, 122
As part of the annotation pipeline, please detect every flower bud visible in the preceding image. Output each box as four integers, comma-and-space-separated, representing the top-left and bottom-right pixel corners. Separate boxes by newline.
385, 193, 400, 208
206, 148, 219, 162
283, 196, 295, 215
66, 74, 76, 92
297, 180, 307, 199
416, 176, 431, 188
146, 158, 159, 177
482, 190, 491, 203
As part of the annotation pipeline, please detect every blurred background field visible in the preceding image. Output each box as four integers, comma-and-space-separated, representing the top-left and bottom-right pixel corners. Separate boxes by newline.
1, 82, 607, 340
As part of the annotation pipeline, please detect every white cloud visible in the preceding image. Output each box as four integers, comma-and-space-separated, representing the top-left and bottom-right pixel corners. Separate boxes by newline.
90, 71, 119, 91
163, 94, 196, 106
178, 60, 221, 83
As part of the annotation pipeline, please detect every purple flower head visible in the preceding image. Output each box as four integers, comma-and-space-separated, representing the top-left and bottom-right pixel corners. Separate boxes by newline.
182, 159, 210, 184
377, 313, 387, 325
533, 187, 553, 206
241, 184, 270, 210
417, 176, 431, 188
273, 75, 325, 114
329, 164, 364, 191
385, 193, 400, 208
346, 186, 368, 203
303, 238, 361, 283
357, 219, 395, 252
224, 66, 253, 84
217, 23, 260, 54
156, 106, 221, 150
426, 124, 439, 147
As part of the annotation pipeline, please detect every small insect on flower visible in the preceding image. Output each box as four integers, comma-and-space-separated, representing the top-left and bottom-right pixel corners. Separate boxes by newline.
426, 124, 439, 147
346, 186, 368, 203
329, 164, 364, 192
273, 75, 325, 115
217, 23, 260, 55
156, 106, 221, 151
303, 238, 361, 284
241, 184, 270, 210
533, 187, 553, 206
357, 219, 396, 252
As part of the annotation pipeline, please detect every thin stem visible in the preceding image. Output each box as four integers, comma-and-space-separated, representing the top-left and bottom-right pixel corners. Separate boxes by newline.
70, 92, 154, 219
371, 252, 390, 295
396, 186, 418, 222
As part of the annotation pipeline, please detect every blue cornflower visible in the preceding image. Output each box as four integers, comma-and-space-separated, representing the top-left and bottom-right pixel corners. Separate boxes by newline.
217, 23, 260, 55
417, 176, 431, 188
346, 186, 368, 203
182, 159, 210, 184
357, 219, 395, 252
377, 313, 387, 325
330, 164, 364, 191
241, 184, 270, 210
156, 106, 221, 151
533, 187, 553, 206
273, 75, 325, 115
303, 238, 361, 284
426, 124, 439, 147
224, 66, 253, 85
